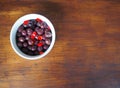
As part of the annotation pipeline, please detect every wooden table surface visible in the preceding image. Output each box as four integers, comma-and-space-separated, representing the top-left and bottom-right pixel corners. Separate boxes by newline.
0, 0, 120, 88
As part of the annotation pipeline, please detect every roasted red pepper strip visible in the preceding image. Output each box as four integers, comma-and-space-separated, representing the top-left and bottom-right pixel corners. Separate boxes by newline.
31, 31, 37, 39
39, 51, 43, 54
31, 35, 35, 40
36, 18, 42, 22
32, 32, 37, 36
23, 20, 29, 25
37, 43, 43, 47
38, 36, 42, 40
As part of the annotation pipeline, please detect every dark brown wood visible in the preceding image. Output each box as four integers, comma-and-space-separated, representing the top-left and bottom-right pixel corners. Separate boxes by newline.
0, 0, 120, 88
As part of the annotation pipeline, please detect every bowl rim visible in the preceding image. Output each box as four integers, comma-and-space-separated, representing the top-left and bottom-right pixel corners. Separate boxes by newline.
10, 14, 55, 60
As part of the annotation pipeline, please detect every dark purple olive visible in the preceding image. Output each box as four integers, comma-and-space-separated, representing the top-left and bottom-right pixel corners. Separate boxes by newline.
18, 37, 25, 42
31, 46, 37, 51
43, 45, 49, 50
28, 31, 33, 36
28, 23, 32, 27
45, 39, 51, 45
32, 20, 37, 25
25, 36, 30, 40
18, 29, 23, 33
45, 28, 50, 33
34, 40, 39, 45
28, 22, 33, 28
17, 42, 22, 48
39, 40, 45, 45
40, 22, 48, 28
37, 22, 41, 27
27, 51, 33, 55
28, 39, 34, 45
21, 30, 27, 36
37, 29, 43, 35
27, 28, 33, 35
37, 46, 43, 51
42, 35, 46, 40
16, 32, 21, 37
23, 42, 28, 47
45, 32, 52, 38
35, 27, 39, 32
18, 25, 24, 33
34, 51, 39, 55
35, 27, 40, 32
22, 48, 28, 53
28, 46, 32, 50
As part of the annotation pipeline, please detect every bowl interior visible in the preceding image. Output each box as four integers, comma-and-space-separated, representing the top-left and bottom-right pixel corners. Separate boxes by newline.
10, 14, 55, 60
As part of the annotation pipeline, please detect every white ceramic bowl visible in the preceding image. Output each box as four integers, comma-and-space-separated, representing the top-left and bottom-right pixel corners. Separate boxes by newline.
10, 14, 55, 60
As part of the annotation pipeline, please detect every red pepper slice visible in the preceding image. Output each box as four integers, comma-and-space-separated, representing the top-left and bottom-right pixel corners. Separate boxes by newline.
39, 51, 43, 54
31, 31, 37, 39
36, 18, 42, 22
31, 35, 35, 40
38, 36, 42, 40
37, 43, 43, 47
23, 20, 29, 25
32, 32, 37, 36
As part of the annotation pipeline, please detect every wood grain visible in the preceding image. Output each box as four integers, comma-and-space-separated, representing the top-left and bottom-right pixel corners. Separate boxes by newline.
0, 0, 120, 88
